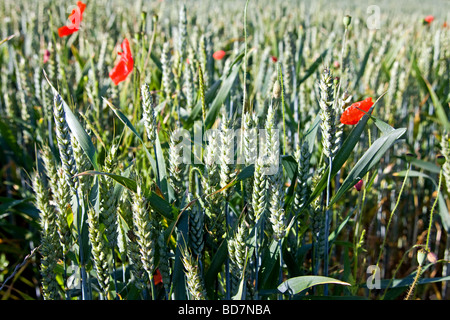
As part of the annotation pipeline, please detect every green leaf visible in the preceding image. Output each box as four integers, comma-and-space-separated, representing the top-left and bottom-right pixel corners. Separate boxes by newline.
231, 247, 250, 300
298, 47, 329, 85
154, 133, 171, 200
281, 155, 297, 180
236, 164, 255, 181
353, 39, 373, 92
303, 114, 321, 154
184, 79, 222, 129
278, 276, 351, 294
330, 127, 406, 207
149, 51, 162, 72
204, 61, 242, 130
77, 170, 137, 193
423, 76, 450, 131
44, 71, 99, 171
412, 57, 450, 130
328, 208, 355, 244
258, 239, 280, 289
147, 192, 179, 221
384, 275, 450, 288
205, 238, 228, 299
63, 101, 99, 171
395, 169, 450, 233
0, 197, 32, 215
103, 98, 167, 197
172, 200, 189, 300
0, 118, 30, 168
77, 170, 177, 221
410, 158, 440, 174
371, 114, 395, 134
306, 94, 382, 209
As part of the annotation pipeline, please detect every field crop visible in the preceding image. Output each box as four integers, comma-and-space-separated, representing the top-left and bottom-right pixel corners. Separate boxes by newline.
0, 0, 449, 301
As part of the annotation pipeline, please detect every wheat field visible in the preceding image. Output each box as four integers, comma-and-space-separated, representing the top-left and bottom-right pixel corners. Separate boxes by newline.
0, 0, 449, 301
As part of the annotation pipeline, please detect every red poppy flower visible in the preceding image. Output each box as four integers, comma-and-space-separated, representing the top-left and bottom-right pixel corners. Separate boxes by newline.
354, 179, 364, 192
424, 15, 434, 24
153, 269, 162, 285
43, 49, 51, 64
58, 1, 86, 38
271, 56, 278, 63
109, 38, 134, 85
340, 97, 374, 125
213, 50, 226, 60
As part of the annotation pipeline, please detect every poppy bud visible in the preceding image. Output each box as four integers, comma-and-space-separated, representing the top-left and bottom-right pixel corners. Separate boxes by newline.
427, 252, 437, 264
417, 248, 426, 266
213, 50, 226, 60
343, 15, 352, 28
437, 155, 446, 166
141, 11, 147, 22
354, 179, 363, 191
424, 15, 434, 24
43, 49, 51, 64
272, 80, 281, 99
405, 153, 415, 163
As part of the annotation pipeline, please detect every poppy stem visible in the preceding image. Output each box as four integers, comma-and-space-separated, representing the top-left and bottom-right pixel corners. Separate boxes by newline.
375, 162, 411, 278
425, 167, 443, 252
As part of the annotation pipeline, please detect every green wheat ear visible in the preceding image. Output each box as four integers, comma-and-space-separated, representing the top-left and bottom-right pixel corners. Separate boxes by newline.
132, 178, 156, 281
187, 192, 205, 257
161, 42, 173, 101
141, 83, 157, 144
268, 163, 286, 241
180, 246, 206, 300
251, 157, 267, 227
441, 131, 450, 194
318, 67, 337, 161
33, 172, 60, 300
100, 145, 119, 249
87, 207, 111, 297
168, 128, 187, 196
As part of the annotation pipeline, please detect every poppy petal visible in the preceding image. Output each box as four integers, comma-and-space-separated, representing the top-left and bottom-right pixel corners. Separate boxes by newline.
58, 1, 86, 38
213, 50, 226, 60
340, 97, 374, 125
153, 269, 162, 286
109, 38, 134, 85
58, 25, 79, 38
109, 60, 130, 85
354, 179, 364, 191
424, 15, 434, 24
